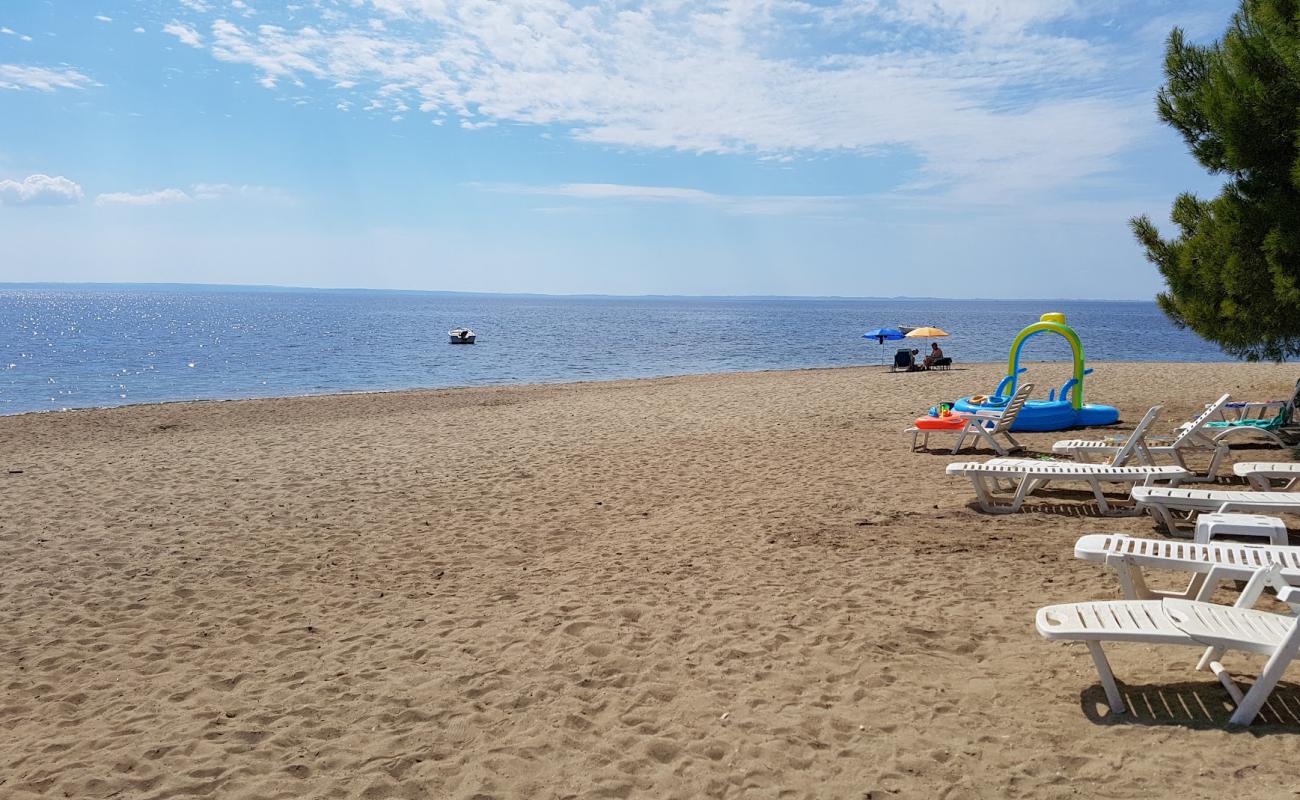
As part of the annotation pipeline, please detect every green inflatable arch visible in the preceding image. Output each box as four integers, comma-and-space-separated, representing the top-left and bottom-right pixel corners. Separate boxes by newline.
1004, 313, 1086, 410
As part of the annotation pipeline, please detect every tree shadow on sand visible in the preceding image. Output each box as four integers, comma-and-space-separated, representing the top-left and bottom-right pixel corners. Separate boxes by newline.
1079, 680, 1300, 732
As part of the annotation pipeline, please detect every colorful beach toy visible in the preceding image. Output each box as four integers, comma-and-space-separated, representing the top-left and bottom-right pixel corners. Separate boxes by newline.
951, 313, 1119, 432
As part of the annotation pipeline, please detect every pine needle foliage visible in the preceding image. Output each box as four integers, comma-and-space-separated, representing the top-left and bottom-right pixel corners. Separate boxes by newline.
1132, 0, 1300, 360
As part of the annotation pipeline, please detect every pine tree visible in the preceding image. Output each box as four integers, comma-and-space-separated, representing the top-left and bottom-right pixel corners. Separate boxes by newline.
1132, 0, 1300, 361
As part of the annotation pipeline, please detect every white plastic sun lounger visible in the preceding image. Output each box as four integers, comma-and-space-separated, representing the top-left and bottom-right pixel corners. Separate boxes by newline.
1234, 462, 1300, 491
907, 383, 1033, 456
1037, 564, 1300, 725
945, 462, 1190, 514
1053, 394, 1232, 480
1130, 486, 1300, 531
1075, 532, 1300, 601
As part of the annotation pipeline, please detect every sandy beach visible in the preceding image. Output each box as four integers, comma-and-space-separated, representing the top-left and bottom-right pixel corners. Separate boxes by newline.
3, 360, 1300, 799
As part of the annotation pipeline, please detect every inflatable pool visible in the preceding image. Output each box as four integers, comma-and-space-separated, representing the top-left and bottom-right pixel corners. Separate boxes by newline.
950, 396, 1118, 432
945, 312, 1121, 432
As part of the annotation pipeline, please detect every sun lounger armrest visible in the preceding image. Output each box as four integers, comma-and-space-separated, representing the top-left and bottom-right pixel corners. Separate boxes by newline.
1277, 586, 1300, 606
1226, 564, 1290, 608
1194, 563, 1272, 603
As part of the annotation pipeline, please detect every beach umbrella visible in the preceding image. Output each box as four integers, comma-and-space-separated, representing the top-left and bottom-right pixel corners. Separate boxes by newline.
905, 326, 950, 338
863, 327, 905, 365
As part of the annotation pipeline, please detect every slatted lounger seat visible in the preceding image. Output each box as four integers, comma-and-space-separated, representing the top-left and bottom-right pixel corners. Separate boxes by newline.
946, 462, 1190, 514
1074, 532, 1300, 600
1130, 486, 1300, 531
1053, 394, 1232, 480
1037, 564, 1300, 726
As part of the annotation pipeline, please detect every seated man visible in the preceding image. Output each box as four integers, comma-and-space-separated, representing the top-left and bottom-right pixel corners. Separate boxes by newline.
923, 342, 944, 368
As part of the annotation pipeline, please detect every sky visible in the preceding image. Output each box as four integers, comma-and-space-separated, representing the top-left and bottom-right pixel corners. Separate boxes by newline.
0, 0, 1235, 299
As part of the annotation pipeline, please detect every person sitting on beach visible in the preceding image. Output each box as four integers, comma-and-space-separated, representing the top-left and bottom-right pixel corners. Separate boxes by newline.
923, 342, 943, 368
908, 348, 925, 372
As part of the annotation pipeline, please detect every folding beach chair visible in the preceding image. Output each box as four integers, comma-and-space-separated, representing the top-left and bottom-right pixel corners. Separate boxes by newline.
1130, 486, 1300, 532
1074, 532, 1300, 601
1053, 394, 1232, 480
1235, 462, 1300, 491
1208, 379, 1300, 447
1037, 563, 1300, 726
945, 461, 1189, 514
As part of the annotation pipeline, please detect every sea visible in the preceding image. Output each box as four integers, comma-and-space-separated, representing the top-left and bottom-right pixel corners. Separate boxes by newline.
0, 284, 1230, 416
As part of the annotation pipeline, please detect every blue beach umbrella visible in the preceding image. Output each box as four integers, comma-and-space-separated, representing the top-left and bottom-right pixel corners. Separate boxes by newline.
863, 327, 905, 365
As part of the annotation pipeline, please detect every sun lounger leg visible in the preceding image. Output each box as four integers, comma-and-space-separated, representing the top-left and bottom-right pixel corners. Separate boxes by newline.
1086, 641, 1125, 714
1086, 478, 1111, 514
1197, 646, 1225, 672
1107, 556, 1156, 600
977, 427, 1008, 457
1229, 634, 1300, 725
1204, 446, 1227, 480
1145, 502, 1180, 532
1002, 432, 1022, 453
1209, 661, 1245, 705
1007, 475, 1032, 512
969, 475, 995, 512
1159, 499, 1190, 533
1104, 553, 1189, 600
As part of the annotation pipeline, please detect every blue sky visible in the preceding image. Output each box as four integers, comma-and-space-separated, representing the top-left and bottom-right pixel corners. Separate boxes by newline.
0, 0, 1232, 298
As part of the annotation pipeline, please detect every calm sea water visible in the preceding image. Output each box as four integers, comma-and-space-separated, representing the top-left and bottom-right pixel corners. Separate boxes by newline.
0, 285, 1229, 416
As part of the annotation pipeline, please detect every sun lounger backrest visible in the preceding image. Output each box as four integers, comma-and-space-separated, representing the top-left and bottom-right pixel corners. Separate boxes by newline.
992, 383, 1034, 433
1172, 394, 1232, 447
1111, 405, 1160, 466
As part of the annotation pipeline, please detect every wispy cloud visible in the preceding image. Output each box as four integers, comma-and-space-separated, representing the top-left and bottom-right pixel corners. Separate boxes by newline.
0, 64, 95, 92
472, 181, 853, 217
94, 183, 289, 206
1, 27, 35, 42
163, 21, 203, 48
95, 188, 192, 206
0, 174, 84, 206
94, 15, 113, 23
163, 1, 1159, 199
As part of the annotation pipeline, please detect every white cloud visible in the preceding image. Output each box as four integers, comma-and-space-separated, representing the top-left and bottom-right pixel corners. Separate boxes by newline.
163, 21, 203, 48
95, 188, 192, 206
0, 64, 95, 92
94, 183, 289, 207
134, 26, 146, 33
473, 181, 852, 217
168, 0, 1170, 197
191, 182, 289, 202
94, 15, 112, 23
181, 0, 212, 11
0, 174, 84, 206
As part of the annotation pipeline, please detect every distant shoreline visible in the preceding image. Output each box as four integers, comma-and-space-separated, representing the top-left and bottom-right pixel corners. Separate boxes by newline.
0, 281, 1161, 304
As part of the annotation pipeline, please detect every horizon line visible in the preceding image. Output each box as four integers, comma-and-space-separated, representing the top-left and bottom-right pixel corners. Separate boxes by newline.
0, 280, 1159, 304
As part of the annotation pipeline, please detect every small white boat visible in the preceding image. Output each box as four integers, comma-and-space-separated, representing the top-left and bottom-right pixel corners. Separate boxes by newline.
449, 328, 476, 344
